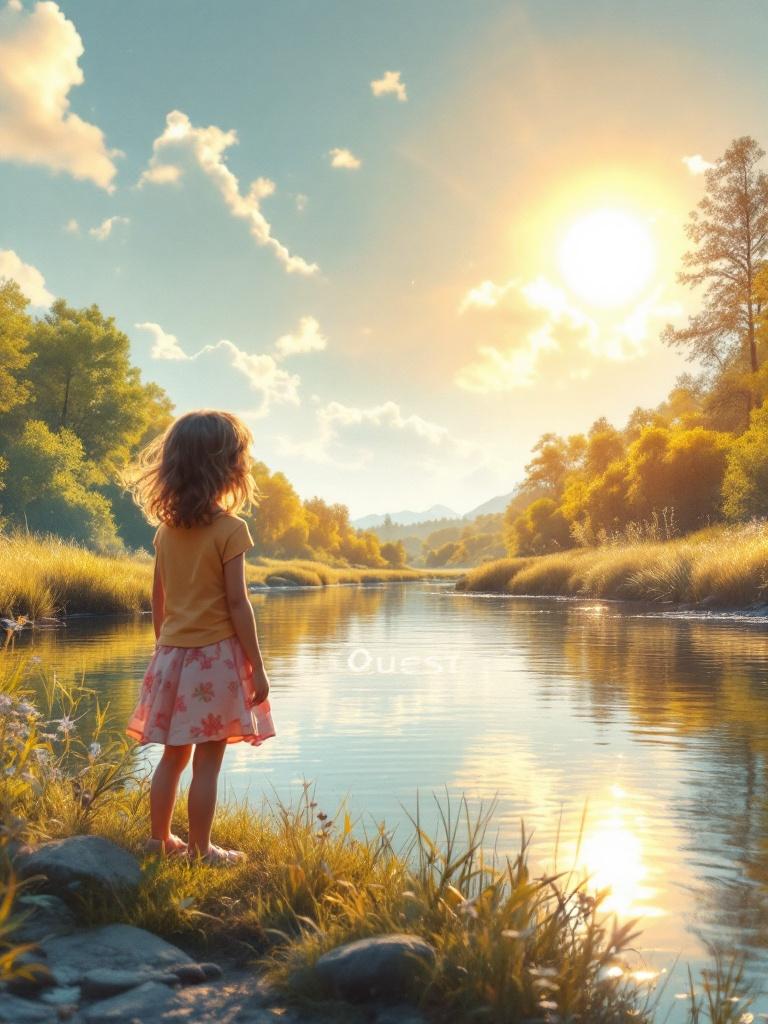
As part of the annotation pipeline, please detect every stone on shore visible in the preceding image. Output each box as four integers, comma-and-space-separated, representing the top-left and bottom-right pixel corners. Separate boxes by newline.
0, 993, 58, 1022
82, 980, 179, 1023
39, 923, 193, 986
17, 836, 141, 896
314, 934, 436, 1002
14, 894, 77, 943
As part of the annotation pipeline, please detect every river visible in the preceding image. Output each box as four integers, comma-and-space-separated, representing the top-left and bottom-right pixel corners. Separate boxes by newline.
13, 581, 768, 1019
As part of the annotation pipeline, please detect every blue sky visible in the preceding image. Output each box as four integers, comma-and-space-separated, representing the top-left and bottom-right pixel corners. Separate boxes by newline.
1, 0, 767, 517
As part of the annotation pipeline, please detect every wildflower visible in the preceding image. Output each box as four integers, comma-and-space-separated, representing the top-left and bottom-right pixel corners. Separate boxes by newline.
54, 715, 77, 736
17, 701, 38, 718
88, 742, 102, 760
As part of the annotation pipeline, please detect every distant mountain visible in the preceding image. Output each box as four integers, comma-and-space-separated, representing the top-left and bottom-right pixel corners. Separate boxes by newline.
353, 504, 460, 529
463, 491, 517, 519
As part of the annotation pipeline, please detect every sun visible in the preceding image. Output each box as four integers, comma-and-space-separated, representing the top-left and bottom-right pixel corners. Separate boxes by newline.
558, 208, 655, 309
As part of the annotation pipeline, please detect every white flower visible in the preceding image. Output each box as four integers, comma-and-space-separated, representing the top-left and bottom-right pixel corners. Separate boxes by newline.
54, 715, 76, 736
88, 742, 102, 760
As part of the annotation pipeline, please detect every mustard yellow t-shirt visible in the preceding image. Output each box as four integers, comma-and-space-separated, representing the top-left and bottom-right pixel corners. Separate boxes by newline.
154, 513, 254, 648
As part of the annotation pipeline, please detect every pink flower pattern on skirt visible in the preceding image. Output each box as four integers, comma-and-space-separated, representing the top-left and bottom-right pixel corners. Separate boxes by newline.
126, 636, 275, 747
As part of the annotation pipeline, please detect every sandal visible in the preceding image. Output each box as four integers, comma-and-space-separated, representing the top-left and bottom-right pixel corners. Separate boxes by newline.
190, 843, 247, 866
144, 834, 188, 857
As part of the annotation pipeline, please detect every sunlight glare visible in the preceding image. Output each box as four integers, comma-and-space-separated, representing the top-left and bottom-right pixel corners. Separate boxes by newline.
558, 208, 655, 309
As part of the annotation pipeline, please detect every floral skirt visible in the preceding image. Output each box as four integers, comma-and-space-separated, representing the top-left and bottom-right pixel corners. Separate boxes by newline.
126, 636, 276, 747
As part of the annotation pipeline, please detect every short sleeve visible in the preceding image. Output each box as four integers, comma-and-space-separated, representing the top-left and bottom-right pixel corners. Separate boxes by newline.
221, 519, 254, 563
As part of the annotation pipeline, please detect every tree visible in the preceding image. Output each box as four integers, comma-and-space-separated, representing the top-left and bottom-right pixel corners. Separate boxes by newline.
722, 402, 768, 520
249, 462, 306, 556
522, 432, 586, 496
0, 279, 32, 418
507, 498, 572, 555
380, 540, 407, 567
625, 426, 729, 532
0, 420, 118, 550
663, 137, 768, 418
25, 300, 169, 481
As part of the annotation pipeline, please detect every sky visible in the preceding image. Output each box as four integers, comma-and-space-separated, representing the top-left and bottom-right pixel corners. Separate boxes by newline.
1, 0, 767, 519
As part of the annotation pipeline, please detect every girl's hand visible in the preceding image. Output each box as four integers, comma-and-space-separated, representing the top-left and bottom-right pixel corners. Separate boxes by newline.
248, 670, 270, 706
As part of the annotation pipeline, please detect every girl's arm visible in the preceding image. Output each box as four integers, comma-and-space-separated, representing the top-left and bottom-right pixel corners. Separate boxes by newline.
151, 557, 165, 641
223, 553, 270, 704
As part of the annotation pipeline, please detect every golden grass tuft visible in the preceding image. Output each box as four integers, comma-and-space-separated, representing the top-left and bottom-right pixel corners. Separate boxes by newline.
459, 522, 768, 608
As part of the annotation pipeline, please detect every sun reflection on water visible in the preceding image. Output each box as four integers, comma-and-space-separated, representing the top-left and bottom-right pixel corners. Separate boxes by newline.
574, 786, 662, 920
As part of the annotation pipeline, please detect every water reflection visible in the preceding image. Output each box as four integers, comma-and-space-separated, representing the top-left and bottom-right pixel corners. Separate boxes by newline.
6, 584, 768, 1018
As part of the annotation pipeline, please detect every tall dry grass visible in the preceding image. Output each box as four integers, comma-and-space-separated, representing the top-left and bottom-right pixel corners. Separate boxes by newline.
0, 532, 452, 619
458, 522, 768, 608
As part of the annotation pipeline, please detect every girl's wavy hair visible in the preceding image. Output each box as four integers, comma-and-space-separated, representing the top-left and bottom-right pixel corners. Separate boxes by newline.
122, 410, 259, 528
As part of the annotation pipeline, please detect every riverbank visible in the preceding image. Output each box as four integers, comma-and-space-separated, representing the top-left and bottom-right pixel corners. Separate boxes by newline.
456, 522, 768, 608
0, 656, 743, 1023
0, 533, 458, 620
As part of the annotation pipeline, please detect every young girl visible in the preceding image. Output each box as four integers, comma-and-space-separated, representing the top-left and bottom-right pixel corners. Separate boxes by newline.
124, 410, 275, 865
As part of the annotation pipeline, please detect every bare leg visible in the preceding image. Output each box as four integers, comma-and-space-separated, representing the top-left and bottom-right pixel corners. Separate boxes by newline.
187, 740, 228, 855
150, 744, 192, 850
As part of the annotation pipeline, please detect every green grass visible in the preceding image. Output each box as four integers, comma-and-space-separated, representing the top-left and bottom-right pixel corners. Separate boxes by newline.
0, 655, 754, 1021
0, 531, 457, 619
457, 522, 768, 608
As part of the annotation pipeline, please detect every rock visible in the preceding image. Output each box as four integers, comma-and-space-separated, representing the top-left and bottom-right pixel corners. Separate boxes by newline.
39, 984, 81, 1006
80, 968, 177, 999
40, 924, 193, 987
14, 894, 77, 943
315, 934, 436, 1002
0, 993, 58, 1022
82, 981, 178, 1023
169, 963, 207, 985
17, 836, 141, 896
265, 575, 299, 588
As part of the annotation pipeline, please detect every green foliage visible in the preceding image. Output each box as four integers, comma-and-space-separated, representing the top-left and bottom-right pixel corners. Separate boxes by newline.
24, 301, 170, 483
1, 421, 119, 550
0, 279, 32, 417
722, 402, 768, 520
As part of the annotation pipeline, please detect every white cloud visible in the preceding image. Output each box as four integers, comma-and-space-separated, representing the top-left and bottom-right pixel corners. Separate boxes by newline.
682, 154, 715, 175
0, 249, 53, 306
138, 163, 182, 186
135, 315, 327, 416
88, 215, 129, 241
0, 1, 119, 190
457, 273, 677, 392
329, 147, 361, 170
138, 110, 318, 275
279, 399, 455, 469
275, 316, 327, 358
370, 70, 408, 102
295, 193, 308, 212
135, 321, 187, 361
63, 217, 80, 234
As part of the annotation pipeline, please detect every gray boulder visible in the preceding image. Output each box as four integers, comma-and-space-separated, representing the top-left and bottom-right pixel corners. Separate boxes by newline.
82, 980, 178, 1023
315, 933, 436, 1002
0, 993, 57, 1022
17, 836, 141, 896
40, 923, 193, 986
81, 967, 178, 999
14, 894, 77, 943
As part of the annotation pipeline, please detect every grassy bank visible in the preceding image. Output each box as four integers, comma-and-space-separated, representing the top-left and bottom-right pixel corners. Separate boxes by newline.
0, 532, 455, 620
457, 522, 768, 608
1, 656, 748, 1023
